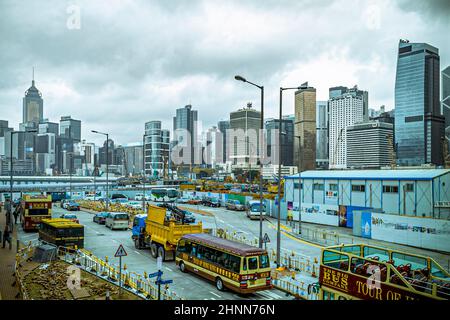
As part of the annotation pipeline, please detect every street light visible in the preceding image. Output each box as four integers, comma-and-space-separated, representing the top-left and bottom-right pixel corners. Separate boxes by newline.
8, 129, 37, 226
235, 74, 264, 249
92, 130, 110, 211
275, 84, 308, 267
295, 135, 302, 236
68, 152, 74, 200
142, 133, 147, 212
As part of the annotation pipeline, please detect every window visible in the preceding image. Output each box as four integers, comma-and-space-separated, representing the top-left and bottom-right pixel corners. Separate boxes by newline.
248, 257, 258, 270
313, 183, 324, 191
405, 183, 414, 192
259, 255, 269, 269
383, 185, 398, 193
351, 185, 365, 192
294, 183, 302, 189
328, 184, 338, 191
405, 115, 423, 123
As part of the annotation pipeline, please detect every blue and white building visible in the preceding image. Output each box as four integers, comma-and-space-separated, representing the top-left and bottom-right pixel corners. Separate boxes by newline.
284, 169, 450, 252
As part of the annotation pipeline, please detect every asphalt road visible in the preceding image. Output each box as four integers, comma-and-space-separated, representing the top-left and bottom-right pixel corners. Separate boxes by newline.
16, 204, 293, 300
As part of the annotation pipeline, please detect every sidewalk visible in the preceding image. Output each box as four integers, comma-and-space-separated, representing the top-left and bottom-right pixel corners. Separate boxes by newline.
266, 217, 450, 270
0, 208, 20, 300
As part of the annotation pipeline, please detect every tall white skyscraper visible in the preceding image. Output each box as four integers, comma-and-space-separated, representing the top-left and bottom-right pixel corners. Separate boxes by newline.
328, 86, 366, 169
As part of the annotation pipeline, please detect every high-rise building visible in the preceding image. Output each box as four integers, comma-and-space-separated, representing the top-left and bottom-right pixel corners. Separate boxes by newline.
347, 121, 394, 168
443, 66, 450, 151
229, 103, 261, 167
265, 118, 294, 166
38, 119, 59, 136
173, 105, 198, 166
144, 121, 170, 177
316, 101, 329, 169
217, 120, 230, 164
23, 76, 43, 125
0, 120, 13, 137
395, 40, 445, 166
35, 133, 56, 174
328, 86, 367, 169
99, 139, 115, 165
294, 84, 316, 171
4, 131, 35, 174
60, 116, 81, 142
121, 143, 144, 176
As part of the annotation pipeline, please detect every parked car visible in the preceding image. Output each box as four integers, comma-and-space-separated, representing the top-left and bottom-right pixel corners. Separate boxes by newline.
93, 212, 109, 224
126, 201, 142, 209
110, 198, 129, 204
66, 201, 80, 211
225, 199, 245, 211
105, 212, 130, 230
202, 197, 221, 207
134, 193, 144, 201
60, 213, 79, 224
176, 196, 191, 204
187, 196, 202, 205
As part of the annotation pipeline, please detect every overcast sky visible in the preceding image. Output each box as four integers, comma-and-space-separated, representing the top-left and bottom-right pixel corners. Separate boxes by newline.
1, 0, 449, 146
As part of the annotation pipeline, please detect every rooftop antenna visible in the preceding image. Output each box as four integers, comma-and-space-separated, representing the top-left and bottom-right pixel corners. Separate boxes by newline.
32, 67, 35, 86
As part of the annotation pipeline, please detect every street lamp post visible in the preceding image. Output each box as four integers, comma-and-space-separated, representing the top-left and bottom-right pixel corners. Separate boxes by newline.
142, 134, 147, 211
92, 130, 109, 211
235, 75, 264, 249
275, 84, 308, 267
295, 135, 302, 235
69, 152, 73, 200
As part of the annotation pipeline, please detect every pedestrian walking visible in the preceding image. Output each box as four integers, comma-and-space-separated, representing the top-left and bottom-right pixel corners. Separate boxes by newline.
13, 206, 20, 224
2, 224, 12, 250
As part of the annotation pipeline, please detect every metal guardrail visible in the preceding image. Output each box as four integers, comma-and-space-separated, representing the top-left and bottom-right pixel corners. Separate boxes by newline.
272, 277, 319, 300
14, 241, 183, 300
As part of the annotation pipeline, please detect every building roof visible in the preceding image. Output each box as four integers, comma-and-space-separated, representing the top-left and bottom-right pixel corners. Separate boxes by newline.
182, 233, 267, 257
285, 169, 450, 181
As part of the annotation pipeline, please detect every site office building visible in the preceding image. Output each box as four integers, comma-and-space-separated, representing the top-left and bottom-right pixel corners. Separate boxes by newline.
284, 169, 450, 252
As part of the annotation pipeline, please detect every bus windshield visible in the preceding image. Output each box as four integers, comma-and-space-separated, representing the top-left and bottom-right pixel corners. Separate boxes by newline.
167, 189, 179, 198
27, 208, 50, 216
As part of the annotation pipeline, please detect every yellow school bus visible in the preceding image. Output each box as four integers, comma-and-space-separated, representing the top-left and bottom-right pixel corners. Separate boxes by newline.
175, 233, 272, 294
319, 244, 450, 300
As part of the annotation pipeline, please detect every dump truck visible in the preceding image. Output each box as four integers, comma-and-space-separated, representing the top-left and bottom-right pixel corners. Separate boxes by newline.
131, 204, 203, 261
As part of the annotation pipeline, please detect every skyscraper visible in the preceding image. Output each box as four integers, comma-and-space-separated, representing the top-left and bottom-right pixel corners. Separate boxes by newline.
173, 105, 198, 166
294, 84, 316, 171
23, 74, 43, 125
60, 116, 81, 142
265, 118, 294, 166
144, 121, 169, 177
316, 101, 329, 169
217, 120, 230, 164
328, 86, 367, 169
229, 103, 261, 166
347, 121, 394, 169
443, 66, 450, 151
38, 119, 59, 136
394, 40, 444, 166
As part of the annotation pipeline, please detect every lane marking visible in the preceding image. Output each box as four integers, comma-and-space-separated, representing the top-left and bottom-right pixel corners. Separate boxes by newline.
210, 291, 221, 298
134, 250, 142, 255
165, 267, 173, 272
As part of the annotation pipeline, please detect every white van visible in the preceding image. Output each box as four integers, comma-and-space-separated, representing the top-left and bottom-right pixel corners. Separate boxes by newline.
105, 212, 130, 230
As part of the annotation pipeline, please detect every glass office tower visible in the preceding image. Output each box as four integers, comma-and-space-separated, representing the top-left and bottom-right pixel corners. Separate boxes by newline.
394, 40, 444, 166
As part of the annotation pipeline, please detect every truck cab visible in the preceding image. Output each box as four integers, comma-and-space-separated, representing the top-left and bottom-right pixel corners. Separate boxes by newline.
132, 214, 147, 248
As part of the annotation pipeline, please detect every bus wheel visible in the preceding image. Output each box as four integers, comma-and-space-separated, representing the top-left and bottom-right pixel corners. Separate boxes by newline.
158, 246, 165, 261
215, 277, 224, 291
179, 261, 187, 273
150, 243, 158, 258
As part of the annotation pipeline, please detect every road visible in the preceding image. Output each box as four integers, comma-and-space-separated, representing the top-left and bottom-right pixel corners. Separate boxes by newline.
16, 204, 293, 301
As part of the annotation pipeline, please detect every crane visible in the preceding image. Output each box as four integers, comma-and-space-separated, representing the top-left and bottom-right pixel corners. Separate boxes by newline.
332, 128, 344, 169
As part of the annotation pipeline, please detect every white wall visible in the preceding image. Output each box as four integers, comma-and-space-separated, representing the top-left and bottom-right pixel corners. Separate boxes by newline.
299, 203, 339, 226
371, 212, 450, 253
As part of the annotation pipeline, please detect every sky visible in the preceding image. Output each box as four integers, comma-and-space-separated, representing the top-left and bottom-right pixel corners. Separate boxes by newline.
0, 0, 449, 146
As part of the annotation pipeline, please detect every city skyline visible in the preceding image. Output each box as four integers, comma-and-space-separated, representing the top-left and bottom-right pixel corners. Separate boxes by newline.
1, 0, 449, 146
